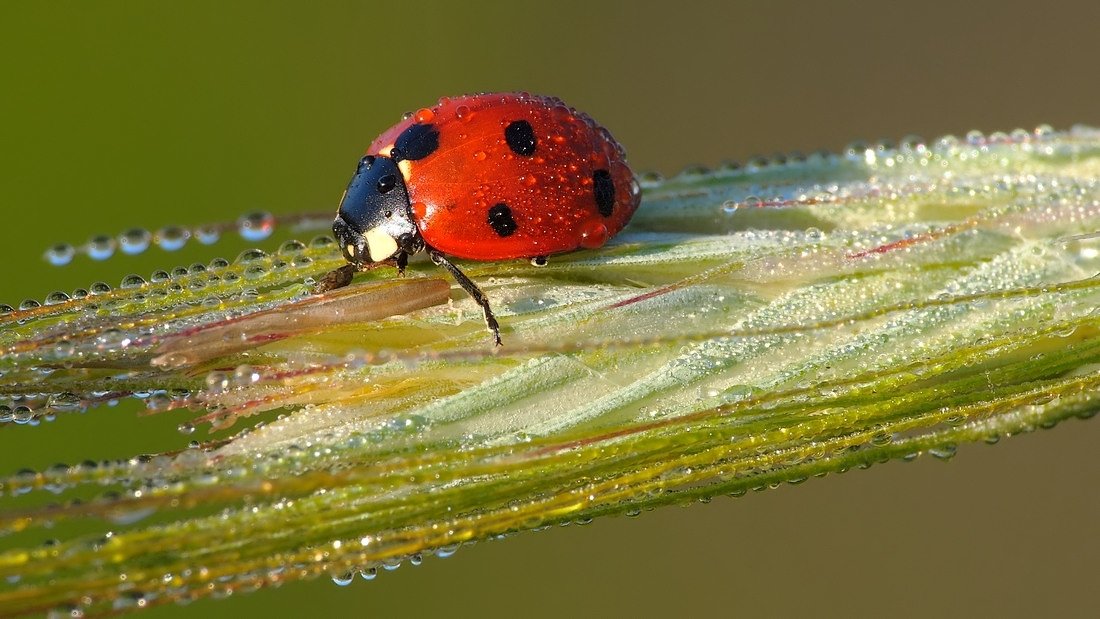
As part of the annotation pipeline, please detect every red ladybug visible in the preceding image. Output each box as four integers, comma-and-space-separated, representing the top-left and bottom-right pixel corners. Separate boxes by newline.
329, 93, 641, 345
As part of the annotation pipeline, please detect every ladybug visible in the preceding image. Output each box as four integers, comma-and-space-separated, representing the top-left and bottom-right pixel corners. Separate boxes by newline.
327, 93, 641, 345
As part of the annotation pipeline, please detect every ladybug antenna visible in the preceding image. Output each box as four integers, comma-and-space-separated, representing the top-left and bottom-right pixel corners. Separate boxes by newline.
428, 250, 502, 346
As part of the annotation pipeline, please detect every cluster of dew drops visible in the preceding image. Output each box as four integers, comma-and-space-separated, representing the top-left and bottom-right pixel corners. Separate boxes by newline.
42, 211, 279, 267
640, 124, 1068, 214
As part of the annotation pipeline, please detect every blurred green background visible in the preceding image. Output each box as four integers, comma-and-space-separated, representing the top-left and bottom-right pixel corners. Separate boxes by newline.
3, 1, 1099, 616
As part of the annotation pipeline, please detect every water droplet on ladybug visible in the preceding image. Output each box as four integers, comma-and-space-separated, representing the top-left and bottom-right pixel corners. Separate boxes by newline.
521, 174, 537, 187
579, 222, 609, 249
414, 108, 435, 123
473, 151, 487, 162
455, 105, 471, 121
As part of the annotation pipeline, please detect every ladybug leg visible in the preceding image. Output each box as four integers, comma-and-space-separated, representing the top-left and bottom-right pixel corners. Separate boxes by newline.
429, 250, 502, 346
395, 251, 409, 276
315, 263, 358, 292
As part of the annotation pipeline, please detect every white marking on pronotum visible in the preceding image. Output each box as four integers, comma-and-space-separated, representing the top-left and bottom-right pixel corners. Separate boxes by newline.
397, 159, 413, 179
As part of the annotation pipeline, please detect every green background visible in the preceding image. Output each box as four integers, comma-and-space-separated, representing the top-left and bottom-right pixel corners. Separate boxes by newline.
2, 1, 1099, 616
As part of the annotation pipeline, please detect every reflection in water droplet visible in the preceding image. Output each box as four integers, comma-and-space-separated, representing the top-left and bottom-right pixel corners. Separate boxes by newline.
44, 244, 76, 266
156, 227, 190, 251
44, 291, 71, 305
120, 274, 147, 289
928, 444, 957, 460
331, 571, 355, 586
236, 248, 268, 263
119, 228, 152, 255
195, 225, 221, 245
238, 212, 276, 241
87, 235, 116, 260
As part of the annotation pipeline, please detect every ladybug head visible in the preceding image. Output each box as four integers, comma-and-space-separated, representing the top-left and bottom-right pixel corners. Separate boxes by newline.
333, 155, 422, 265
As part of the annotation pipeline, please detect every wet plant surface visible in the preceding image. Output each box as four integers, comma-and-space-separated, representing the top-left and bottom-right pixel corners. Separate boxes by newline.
2, 126, 1100, 617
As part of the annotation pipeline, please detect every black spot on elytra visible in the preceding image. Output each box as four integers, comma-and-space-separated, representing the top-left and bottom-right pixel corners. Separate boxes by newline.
391, 123, 440, 162
487, 203, 518, 237
593, 169, 615, 217
504, 120, 537, 156
377, 174, 397, 194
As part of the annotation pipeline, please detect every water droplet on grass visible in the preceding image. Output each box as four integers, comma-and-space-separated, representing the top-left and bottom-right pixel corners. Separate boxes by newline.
44, 244, 76, 265
238, 211, 275, 241
87, 235, 116, 260
119, 228, 152, 255
156, 226, 190, 251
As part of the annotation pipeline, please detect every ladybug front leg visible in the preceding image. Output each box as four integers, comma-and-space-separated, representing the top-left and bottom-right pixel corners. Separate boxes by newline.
315, 263, 358, 292
395, 251, 409, 276
429, 250, 503, 346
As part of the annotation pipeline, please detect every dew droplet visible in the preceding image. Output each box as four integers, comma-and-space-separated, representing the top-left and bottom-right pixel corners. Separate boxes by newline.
156, 226, 190, 251
237, 211, 275, 241
86, 235, 116, 260
44, 291, 71, 305
195, 225, 221, 245
19, 299, 41, 310
119, 228, 152, 255
47, 392, 82, 411
235, 248, 268, 263
120, 274, 147, 289
473, 151, 487, 162
89, 282, 112, 295
233, 365, 261, 386
13, 406, 35, 424
928, 444, 957, 460
331, 571, 355, 586
44, 243, 76, 266
414, 108, 435, 123
435, 544, 459, 558
278, 240, 307, 255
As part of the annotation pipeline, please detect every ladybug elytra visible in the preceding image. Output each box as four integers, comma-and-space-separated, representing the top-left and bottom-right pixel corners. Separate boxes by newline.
328, 93, 641, 345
